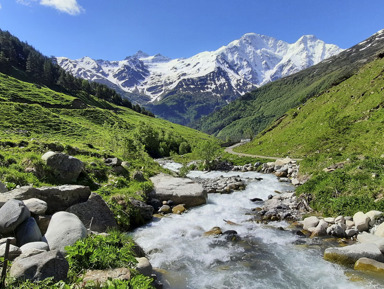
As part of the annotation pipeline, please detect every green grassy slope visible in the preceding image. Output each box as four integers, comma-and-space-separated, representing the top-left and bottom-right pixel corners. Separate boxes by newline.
194, 30, 384, 142
236, 56, 384, 216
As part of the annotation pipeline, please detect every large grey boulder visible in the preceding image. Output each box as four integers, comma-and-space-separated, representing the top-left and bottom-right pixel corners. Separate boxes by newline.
42, 151, 84, 184
324, 243, 384, 266
10, 250, 68, 282
150, 173, 207, 207
67, 193, 117, 232
43, 212, 87, 253
15, 217, 42, 246
0, 199, 30, 234
23, 198, 48, 215
0, 185, 91, 214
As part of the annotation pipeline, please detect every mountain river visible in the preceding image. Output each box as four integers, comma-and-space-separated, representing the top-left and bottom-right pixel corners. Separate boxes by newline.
132, 165, 383, 288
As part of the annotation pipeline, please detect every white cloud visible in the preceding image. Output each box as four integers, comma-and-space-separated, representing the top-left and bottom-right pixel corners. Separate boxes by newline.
39, 0, 84, 15
0, 3, 2, 9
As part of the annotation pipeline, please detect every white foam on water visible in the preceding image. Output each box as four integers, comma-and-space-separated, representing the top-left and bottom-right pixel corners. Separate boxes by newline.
132, 170, 384, 289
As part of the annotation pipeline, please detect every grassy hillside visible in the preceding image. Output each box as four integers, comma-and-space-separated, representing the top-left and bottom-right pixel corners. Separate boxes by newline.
194, 30, 384, 142
236, 56, 384, 216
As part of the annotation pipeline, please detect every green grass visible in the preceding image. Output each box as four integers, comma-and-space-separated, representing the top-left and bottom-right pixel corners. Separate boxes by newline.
233, 57, 384, 216
194, 32, 384, 141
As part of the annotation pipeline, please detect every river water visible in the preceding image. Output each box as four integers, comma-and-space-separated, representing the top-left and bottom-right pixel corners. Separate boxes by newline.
132, 168, 383, 289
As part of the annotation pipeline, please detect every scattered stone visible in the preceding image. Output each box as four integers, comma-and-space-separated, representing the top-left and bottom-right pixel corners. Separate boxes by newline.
83, 268, 131, 286
158, 205, 171, 214
172, 204, 186, 214
15, 217, 42, 246
129, 198, 154, 224
10, 250, 68, 282
104, 157, 122, 167
250, 198, 263, 202
354, 257, 384, 274
43, 211, 87, 253
0, 185, 91, 214
324, 243, 384, 266
67, 193, 118, 232
133, 171, 146, 182
23, 198, 48, 215
346, 220, 355, 229
20, 241, 49, 254
36, 215, 52, 235
345, 229, 359, 238
357, 232, 384, 253
303, 216, 319, 231
324, 217, 335, 224
311, 220, 328, 237
135, 257, 153, 277
204, 227, 222, 236
0, 243, 21, 260
150, 174, 207, 208
326, 224, 346, 238
366, 210, 383, 227
0, 237, 16, 246
374, 222, 384, 238
335, 216, 345, 224
353, 211, 370, 232
222, 230, 240, 241
42, 151, 84, 184
0, 199, 30, 234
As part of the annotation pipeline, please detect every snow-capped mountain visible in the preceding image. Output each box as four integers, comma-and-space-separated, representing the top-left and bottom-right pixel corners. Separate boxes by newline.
57, 33, 342, 124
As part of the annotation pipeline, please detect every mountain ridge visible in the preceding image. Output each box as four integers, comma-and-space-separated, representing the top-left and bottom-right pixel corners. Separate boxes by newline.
57, 33, 342, 125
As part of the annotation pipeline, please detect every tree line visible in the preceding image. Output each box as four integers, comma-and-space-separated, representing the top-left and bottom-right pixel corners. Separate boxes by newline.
0, 29, 154, 117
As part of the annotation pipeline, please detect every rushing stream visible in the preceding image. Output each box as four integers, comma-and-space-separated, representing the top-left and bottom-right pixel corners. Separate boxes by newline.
132, 167, 383, 289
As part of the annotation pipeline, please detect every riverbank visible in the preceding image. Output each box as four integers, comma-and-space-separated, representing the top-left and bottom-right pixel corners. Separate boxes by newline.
133, 159, 384, 288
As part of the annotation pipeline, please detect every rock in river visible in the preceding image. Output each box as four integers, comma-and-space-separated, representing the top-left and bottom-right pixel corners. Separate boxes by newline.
150, 173, 207, 208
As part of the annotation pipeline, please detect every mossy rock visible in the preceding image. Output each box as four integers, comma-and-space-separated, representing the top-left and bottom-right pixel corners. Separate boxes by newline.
354, 257, 384, 275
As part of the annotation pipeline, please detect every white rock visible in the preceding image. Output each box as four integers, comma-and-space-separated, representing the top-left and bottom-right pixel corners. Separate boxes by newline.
366, 210, 383, 227
374, 222, 384, 238
353, 211, 370, 232
358, 232, 384, 253
303, 216, 319, 230
324, 217, 335, 224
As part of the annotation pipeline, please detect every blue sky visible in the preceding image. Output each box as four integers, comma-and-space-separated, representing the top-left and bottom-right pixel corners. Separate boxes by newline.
0, 0, 383, 60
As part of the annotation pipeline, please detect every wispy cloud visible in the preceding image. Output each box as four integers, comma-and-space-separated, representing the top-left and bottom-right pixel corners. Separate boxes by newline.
16, 0, 84, 15
40, 0, 83, 15
0, 3, 2, 9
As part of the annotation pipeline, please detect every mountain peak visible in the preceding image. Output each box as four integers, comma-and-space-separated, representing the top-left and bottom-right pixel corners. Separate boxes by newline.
131, 50, 150, 59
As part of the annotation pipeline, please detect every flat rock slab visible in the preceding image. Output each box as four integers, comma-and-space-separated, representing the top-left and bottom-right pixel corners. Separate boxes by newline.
324, 243, 384, 266
0, 185, 91, 214
83, 268, 131, 287
150, 173, 207, 207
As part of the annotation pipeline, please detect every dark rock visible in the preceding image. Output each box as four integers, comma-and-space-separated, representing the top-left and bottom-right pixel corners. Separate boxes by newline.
67, 193, 118, 232
42, 151, 84, 184
222, 230, 240, 241
250, 198, 263, 202
15, 217, 42, 246
129, 198, 154, 225
133, 171, 146, 182
147, 198, 162, 211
